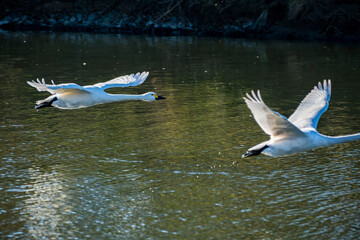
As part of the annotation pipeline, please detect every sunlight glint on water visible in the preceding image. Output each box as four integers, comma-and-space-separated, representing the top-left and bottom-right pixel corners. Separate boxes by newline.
0, 32, 359, 239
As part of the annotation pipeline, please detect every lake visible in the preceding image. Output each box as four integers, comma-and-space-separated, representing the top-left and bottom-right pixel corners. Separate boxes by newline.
0, 31, 359, 239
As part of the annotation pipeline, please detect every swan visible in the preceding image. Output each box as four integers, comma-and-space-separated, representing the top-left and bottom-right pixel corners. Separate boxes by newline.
242, 80, 360, 158
27, 72, 165, 110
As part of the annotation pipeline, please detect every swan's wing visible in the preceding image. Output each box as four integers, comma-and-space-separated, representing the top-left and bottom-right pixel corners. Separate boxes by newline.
244, 90, 306, 139
288, 80, 331, 130
93, 72, 149, 90
27, 78, 87, 94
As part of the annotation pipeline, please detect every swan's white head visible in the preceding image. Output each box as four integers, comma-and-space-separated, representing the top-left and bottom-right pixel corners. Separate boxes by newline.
142, 92, 166, 102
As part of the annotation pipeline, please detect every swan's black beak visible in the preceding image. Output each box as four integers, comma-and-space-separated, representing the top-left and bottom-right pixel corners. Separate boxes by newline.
242, 145, 269, 158
35, 103, 48, 110
155, 95, 166, 100
35, 97, 58, 110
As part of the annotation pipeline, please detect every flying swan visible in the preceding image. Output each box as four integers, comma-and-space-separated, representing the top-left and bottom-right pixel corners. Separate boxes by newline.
27, 72, 165, 110
242, 80, 360, 158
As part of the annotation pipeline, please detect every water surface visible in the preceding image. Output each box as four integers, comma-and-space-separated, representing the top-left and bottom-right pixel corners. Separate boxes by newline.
0, 32, 360, 239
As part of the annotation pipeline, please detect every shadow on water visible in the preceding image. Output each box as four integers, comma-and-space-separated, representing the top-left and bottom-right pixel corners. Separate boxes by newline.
0, 31, 359, 239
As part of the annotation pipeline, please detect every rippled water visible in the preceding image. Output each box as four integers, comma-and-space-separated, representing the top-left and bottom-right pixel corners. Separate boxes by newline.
0, 32, 360, 239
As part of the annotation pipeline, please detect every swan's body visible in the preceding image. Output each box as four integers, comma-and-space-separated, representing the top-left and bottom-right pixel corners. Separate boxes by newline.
27, 72, 165, 110
242, 80, 360, 158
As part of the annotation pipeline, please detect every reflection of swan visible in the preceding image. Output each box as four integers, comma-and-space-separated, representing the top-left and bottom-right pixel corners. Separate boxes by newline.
27, 72, 165, 110
242, 80, 360, 158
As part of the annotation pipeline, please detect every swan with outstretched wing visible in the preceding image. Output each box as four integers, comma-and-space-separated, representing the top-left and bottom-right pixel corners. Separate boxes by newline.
242, 80, 360, 157
27, 72, 165, 110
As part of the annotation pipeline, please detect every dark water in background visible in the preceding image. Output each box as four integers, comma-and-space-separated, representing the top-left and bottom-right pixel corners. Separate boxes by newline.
0, 32, 359, 239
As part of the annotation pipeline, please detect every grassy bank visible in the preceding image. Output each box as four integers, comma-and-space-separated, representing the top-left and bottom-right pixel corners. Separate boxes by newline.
1, 0, 359, 42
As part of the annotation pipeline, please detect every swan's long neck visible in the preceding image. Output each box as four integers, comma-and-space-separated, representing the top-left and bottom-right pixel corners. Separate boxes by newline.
323, 133, 360, 145
106, 94, 147, 102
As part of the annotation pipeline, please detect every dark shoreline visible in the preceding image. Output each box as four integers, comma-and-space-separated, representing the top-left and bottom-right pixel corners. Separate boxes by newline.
1, 0, 359, 43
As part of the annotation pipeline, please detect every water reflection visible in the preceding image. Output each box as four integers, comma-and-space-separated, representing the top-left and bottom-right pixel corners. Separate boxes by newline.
24, 168, 66, 239
0, 31, 359, 239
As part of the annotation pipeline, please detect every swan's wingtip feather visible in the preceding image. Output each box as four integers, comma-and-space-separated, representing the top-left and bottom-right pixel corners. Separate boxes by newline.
140, 71, 149, 81
245, 92, 253, 101
251, 90, 257, 101
250, 90, 262, 102
318, 81, 322, 90
257, 90, 263, 102
325, 79, 331, 97
323, 79, 327, 91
